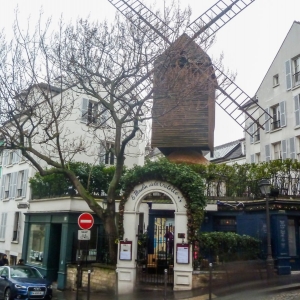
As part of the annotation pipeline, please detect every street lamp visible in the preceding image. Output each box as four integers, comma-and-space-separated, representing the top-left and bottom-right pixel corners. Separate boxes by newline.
258, 179, 274, 278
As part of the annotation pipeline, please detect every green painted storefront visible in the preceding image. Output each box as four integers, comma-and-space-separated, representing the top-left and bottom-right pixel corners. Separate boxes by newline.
22, 212, 103, 290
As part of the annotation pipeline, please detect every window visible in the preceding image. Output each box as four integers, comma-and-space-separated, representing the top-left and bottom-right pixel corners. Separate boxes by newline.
81, 98, 108, 126
273, 142, 281, 160
293, 56, 300, 87
269, 101, 286, 130
254, 128, 260, 142
249, 123, 260, 143
4, 174, 11, 199
12, 212, 20, 242
27, 224, 45, 266
273, 74, 279, 87
0, 213, 7, 240
255, 153, 261, 163
99, 141, 115, 165
17, 171, 26, 198
2, 150, 20, 166
271, 105, 280, 130
0, 170, 28, 200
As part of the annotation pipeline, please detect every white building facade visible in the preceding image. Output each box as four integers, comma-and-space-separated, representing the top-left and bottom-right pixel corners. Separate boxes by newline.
0, 85, 146, 264
246, 22, 300, 163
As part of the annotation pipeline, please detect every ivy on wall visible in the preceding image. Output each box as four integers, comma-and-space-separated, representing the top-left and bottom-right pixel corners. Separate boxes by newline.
119, 159, 207, 242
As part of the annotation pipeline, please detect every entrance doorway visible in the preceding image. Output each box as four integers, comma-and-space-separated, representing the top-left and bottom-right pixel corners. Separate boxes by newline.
49, 224, 62, 282
137, 210, 175, 285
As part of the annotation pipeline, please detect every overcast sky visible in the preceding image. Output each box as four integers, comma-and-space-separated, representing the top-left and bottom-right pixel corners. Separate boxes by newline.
1, 0, 300, 146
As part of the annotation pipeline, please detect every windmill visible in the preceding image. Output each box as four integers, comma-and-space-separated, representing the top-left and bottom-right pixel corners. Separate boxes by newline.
108, 0, 271, 163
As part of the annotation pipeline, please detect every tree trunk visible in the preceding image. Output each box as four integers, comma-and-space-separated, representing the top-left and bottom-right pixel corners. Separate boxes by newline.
104, 202, 118, 264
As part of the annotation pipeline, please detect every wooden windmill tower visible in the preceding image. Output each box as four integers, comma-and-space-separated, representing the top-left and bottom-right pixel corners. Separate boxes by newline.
108, 0, 272, 164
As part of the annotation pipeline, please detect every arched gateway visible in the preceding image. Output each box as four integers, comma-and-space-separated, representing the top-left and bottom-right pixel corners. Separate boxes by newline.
117, 180, 192, 294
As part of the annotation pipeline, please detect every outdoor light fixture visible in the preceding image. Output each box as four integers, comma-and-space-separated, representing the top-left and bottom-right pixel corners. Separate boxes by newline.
258, 178, 274, 278
258, 179, 271, 196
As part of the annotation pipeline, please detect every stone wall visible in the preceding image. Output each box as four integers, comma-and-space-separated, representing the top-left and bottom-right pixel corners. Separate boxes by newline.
66, 264, 116, 292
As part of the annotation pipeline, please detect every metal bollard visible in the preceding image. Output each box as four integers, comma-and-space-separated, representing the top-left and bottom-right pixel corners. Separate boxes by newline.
76, 263, 80, 300
209, 263, 212, 300
115, 269, 118, 300
164, 268, 168, 300
87, 270, 91, 300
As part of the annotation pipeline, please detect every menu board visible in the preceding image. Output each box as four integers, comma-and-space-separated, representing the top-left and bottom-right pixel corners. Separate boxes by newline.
119, 241, 132, 260
176, 244, 189, 264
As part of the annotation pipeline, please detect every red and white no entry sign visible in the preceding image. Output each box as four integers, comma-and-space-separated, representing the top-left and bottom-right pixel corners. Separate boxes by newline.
78, 213, 94, 230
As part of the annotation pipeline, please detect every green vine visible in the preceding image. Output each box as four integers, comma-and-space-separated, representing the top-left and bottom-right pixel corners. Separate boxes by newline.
119, 159, 207, 242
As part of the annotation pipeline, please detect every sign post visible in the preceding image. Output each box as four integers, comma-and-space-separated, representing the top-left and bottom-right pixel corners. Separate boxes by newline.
77, 213, 94, 271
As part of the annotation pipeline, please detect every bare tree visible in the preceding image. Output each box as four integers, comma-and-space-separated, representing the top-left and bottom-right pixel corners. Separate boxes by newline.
0, 3, 225, 262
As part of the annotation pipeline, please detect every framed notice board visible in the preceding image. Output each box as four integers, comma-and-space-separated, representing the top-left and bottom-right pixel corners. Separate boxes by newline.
176, 243, 189, 264
119, 241, 132, 261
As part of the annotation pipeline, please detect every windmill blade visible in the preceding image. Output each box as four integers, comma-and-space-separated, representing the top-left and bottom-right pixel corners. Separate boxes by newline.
187, 0, 255, 43
212, 65, 272, 136
107, 0, 174, 46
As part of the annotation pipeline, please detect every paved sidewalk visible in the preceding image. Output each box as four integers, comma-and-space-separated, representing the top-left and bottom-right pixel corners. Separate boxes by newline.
52, 272, 300, 300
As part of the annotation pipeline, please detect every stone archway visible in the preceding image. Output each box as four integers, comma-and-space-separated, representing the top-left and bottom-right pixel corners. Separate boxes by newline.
117, 180, 193, 294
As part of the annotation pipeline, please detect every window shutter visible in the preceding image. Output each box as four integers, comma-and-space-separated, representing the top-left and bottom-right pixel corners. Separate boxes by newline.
10, 172, 17, 199
281, 140, 287, 160
265, 108, 270, 132
279, 101, 286, 127
0, 213, 7, 239
2, 150, 8, 167
295, 95, 300, 126
265, 144, 271, 162
250, 154, 255, 163
22, 169, 29, 198
290, 137, 296, 159
249, 123, 254, 144
0, 175, 6, 200
99, 142, 106, 164
81, 98, 89, 123
285, 60, 292, 90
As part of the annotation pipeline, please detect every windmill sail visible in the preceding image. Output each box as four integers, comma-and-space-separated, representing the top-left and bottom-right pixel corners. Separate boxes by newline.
187, 0, 255, 43
212, 65, 270, 136
107, 0, 174, 45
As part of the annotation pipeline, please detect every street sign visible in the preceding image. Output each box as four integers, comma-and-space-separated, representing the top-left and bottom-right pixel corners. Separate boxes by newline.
17, 202, 30, 209
78, 213, 94, 230
78, 230, 91, 240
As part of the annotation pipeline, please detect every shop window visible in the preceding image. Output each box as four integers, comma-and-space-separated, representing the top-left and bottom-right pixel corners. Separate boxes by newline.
288, 219, 296, 256
26, 224, 46, 265
213, 217, 236, 232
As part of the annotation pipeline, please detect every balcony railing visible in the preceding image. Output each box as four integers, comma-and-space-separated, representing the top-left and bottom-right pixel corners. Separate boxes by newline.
271, 119, 280, 130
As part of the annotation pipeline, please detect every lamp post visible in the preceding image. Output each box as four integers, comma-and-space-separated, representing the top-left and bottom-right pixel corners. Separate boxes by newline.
258, 179, 274, 278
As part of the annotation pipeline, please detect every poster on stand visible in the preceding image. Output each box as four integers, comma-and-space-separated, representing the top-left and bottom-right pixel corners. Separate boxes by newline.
119, 241, 132, 261
176, 243, 189, 264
